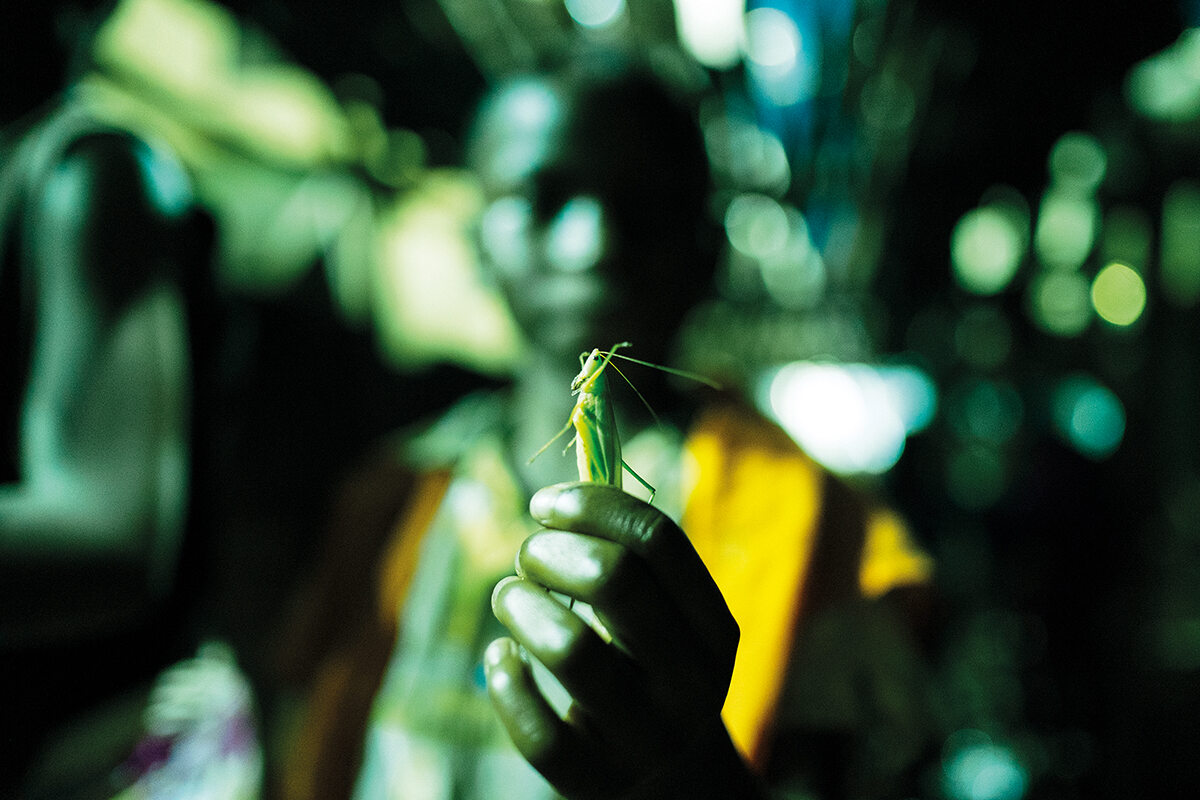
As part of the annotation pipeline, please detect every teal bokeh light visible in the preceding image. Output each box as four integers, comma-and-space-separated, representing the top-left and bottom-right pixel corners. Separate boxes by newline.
1052, 375, 1125, 459
943, 732, 1029, 800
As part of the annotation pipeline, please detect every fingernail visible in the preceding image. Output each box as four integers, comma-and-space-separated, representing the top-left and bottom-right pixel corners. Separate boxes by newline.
491, 575, 520, 613
483, 636, 518, 669
529, 486, 559, 521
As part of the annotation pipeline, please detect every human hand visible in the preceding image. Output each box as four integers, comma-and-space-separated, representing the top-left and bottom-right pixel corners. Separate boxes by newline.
485, 482, 767, 799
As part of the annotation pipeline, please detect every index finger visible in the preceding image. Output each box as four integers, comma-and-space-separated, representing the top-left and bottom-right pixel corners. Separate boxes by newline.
529, 482, 739, 671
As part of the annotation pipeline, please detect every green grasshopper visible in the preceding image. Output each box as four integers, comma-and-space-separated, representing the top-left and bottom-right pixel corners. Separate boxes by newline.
529, 342, 718, 622
531, 341, 718, 500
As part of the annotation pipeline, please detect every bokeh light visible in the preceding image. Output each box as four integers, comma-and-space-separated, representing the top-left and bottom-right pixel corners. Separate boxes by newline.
761, 361, 936, 475
1126, 27, 1200, 122
743, 7, 815, 107
479, 195, 533, 275
743, 8, 802, 70
943, 731, 1029, 800
759, 209, 828, 309
1028, 270, 1091, 336
950, 379, 1024, 445
704, 115, 792, 196
952, 206, 1026, 295
674, 0, 745, 69
1160, 180, 1200, 307
474, 80, 562, 189
883, 364, 939, 434
1048, 132, 1106, 193
564, 0, 626, 29
766, 363, 903, 474
1052, 375, 1125, 460
725, 192, 790, 258
1090, 261, 1146, 327
1033, 191, 1097, 270
378, 174, 522, 374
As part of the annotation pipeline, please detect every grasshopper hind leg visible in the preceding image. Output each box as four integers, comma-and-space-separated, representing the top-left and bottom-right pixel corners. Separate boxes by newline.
622, 459, 657, 503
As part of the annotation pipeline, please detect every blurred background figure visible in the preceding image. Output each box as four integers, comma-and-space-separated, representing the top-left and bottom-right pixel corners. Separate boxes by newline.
1, 0, 490, 794
0, 1, 221, 792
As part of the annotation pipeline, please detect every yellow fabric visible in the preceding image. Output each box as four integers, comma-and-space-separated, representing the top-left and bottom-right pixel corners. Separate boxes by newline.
681, 404, 933, 768
681, 404, 823, 767
859, 508, 935, 598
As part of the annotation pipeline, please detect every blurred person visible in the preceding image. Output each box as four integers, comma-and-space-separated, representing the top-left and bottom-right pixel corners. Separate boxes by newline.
0, 58, 206, 652
0, 3, 260, 794
277, 47, 935, 800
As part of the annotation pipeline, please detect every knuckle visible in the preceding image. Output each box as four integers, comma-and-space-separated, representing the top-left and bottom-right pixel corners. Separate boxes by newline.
592, 545, 647, 608
517, 716, 564, 768
553, 622, 606, 678
628, 508, 675, 556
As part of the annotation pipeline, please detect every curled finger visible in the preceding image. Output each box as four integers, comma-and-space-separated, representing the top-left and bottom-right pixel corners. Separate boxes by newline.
491, 577, 664, 761
529, 483, 739, 673
483, 637, 622, 798
517, 529, 732, 716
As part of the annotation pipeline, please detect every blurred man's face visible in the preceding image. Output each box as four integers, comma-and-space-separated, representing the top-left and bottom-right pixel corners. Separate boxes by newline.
471, 79, 696, 363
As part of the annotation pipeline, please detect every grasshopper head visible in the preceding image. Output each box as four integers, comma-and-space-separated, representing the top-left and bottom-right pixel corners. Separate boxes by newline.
572, 349, 605, 391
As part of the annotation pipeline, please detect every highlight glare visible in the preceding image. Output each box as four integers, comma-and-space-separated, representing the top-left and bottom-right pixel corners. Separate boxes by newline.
762, 362, 936, 475
673, 0, 746, 69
